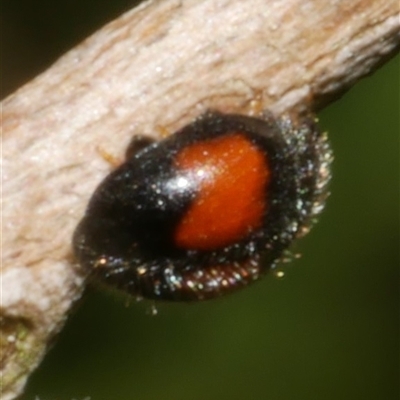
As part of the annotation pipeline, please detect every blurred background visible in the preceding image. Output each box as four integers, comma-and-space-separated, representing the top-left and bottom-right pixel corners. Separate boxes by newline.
2, 1, 399, 399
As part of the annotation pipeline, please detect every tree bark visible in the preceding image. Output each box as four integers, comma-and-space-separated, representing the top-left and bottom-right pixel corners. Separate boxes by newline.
1, 0, 399, 398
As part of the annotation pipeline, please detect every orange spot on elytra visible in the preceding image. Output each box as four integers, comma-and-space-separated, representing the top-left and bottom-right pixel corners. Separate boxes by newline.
174, 133, 270, 250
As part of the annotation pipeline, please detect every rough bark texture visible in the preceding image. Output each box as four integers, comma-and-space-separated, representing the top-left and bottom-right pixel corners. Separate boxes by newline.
1, 0, 399, 398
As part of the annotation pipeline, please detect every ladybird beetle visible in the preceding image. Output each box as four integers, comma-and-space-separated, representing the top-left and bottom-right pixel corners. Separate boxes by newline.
73, 111, 332, 301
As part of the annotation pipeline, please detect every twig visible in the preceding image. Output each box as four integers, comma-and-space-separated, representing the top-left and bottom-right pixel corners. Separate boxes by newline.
1, 0, 399, 398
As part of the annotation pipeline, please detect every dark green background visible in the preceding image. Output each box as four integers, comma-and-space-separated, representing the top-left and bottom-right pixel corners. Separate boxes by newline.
3, 2, 399, 400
